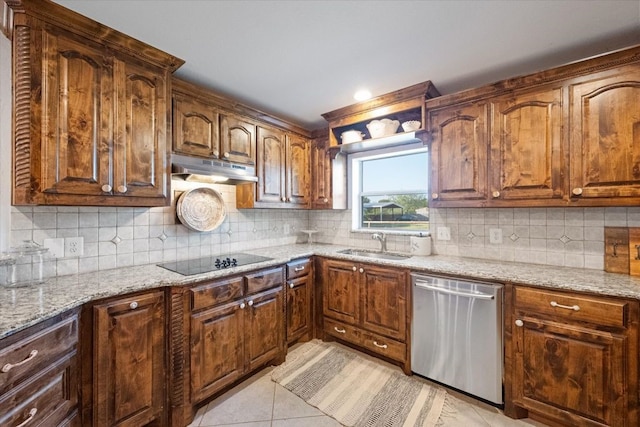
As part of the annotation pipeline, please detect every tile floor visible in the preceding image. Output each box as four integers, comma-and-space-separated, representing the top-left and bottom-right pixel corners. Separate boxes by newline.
188, 343, 547, 427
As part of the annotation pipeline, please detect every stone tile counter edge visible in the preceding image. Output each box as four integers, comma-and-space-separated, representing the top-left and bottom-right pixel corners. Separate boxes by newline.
3, 243, 640, 339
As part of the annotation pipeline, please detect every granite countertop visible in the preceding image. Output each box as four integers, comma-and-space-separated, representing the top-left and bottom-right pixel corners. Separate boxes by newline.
3, 243, 640, 339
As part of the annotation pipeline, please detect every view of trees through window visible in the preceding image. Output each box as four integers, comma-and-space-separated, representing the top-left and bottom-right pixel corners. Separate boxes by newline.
353, 148, 429, 232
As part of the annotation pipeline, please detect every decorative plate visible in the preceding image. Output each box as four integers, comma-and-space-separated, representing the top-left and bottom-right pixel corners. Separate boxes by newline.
176, 187, 226, 232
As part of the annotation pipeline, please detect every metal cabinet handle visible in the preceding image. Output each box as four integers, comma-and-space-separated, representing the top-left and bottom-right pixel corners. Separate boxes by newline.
289, 282, 294, 289
550, 301, 580, 311
224, 152, 230, 158
373, 341, 388, 349
213, 150, 220, 157
281, 197, 286, 202
515, 319, 524, 327
635, 244, 640, 260
492, 191, 500, 198
16, 408, 37, 427
323, 198, 328, 203
240, 302, 246, 309
248, 300, 254, 307
117, 185, 127, 193
572, 187, 583, 196
359, 268, 364, 273
129, 301, 138, 310
352, 266, 357, 272
101, 184, 112, 192
334, 327, 346, 334
612, 242, 618, 257
431, 193, 438, 199
1, 349, 38, 373
294, 266, 305, 272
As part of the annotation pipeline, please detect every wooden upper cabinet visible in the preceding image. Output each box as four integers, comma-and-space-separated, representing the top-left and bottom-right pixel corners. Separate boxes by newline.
310, 135, 333, 209
7, 1, 183, 206
286, 134, 310, 206
220, 114, 256, 165
489, 86, 564, 202
429, 102, 488, 204
256, 125, 287, 203
569, 64, 640, 202
173, 95, 220, 158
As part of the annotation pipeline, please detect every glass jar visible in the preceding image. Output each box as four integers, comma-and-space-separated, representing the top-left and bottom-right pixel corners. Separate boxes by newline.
0, 254, 16, 286
9, 240, 49, 286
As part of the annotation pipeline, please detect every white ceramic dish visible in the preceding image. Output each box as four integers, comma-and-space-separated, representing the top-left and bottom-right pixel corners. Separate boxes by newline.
341, 130, 364, 144
366, 118, 400, 138
176, 187, 226, 232
401, 120, 421, 132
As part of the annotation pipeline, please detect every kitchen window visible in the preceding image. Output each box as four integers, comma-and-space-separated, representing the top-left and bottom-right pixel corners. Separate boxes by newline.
350, 145, 429, 233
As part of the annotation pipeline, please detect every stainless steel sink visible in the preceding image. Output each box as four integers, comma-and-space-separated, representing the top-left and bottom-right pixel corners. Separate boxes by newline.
337, 249, 411, 261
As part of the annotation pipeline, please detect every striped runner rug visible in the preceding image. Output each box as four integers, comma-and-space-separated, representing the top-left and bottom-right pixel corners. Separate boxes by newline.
271, 340, 447, 427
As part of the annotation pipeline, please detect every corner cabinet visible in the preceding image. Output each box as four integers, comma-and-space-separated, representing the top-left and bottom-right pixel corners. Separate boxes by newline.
505, 285, 639, 427
427, 45, 640, 208
5, 0, 183, 206
319, 257, 410, 373
236, 125, 310, 208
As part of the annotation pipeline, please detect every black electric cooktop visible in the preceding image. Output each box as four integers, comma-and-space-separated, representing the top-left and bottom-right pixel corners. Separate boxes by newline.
157, 253, 273, 276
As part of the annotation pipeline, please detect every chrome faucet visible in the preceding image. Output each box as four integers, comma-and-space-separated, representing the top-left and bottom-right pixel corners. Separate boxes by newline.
372, 233, 387, 253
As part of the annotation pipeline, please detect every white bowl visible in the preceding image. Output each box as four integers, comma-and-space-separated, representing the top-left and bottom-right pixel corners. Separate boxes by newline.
341, 130, 364, 144
366, 119, 400, 138
401, 120, 421, 132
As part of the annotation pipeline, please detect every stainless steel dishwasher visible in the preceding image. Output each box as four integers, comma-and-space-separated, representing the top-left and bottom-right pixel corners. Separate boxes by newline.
411, 273, 503, 405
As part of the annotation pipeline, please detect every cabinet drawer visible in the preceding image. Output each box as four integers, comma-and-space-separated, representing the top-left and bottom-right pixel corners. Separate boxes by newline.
0, 352, 78, 427
514, 287, 629, 328
286, 258, 311, 279
323, 318, 361, 346
191, 276, 244, 311
0, 314, 78, 393
360, 331, 406, 363
245, 267, 284, 294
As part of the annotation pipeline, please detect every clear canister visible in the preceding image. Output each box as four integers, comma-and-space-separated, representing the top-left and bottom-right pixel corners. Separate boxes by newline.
0, 254, 16, 286
9, 240, 49, 286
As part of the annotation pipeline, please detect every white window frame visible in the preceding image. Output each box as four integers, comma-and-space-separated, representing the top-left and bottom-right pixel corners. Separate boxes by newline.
348, 142, 429, 235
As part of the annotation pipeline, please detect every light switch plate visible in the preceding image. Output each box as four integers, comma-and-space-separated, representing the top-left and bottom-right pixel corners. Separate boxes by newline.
43, 238, 65, 258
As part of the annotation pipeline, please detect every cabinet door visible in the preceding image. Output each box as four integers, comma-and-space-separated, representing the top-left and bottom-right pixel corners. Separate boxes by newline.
360, 265, 407, 341
40, 30, 112, 197
285, 134, 310, 206
569, 64, 640, 200
322, 260, 359, 325
220, 114, 256, 165
256, 126, 286, 203
113, 60, 169, 200
429, 102, 488, 203
513, 316, 630, 426
173, 95, 220, 158
245, 287, 284, 372
286, 275, 312, 344
311, 136, 333, 209
93, 291, 165, 427
490, 87, 564, 201
190, 300, 244, 403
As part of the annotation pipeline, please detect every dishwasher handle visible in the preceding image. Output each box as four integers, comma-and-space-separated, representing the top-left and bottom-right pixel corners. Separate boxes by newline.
414, 281, 495, 300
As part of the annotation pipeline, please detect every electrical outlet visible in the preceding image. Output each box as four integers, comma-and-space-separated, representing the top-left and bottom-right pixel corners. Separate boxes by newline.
283, 224, 290, 235
43, 238, 65, 258
437, 227, 451, 241
65, 236, 84, 257
489, 228, 503, 244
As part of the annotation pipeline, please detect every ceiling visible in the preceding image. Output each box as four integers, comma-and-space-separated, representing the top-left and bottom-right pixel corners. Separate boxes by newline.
53, 0, 640, 130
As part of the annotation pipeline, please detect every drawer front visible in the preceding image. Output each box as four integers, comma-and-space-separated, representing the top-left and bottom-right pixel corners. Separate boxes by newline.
286, 258, 311, 279
0, 315, 78, 393
514, 287, 628, 328
245, 267, 284, 294
0, 352, 78, 427
323, 318, 361, 346
191, 276, 244, 311
360, 331, 407, 363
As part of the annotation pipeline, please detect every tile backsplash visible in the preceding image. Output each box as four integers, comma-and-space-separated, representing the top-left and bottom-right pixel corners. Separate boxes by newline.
9, 182, 640, 279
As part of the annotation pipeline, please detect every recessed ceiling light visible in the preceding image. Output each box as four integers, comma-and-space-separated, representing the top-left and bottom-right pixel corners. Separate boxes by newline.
354, 89, 372, 101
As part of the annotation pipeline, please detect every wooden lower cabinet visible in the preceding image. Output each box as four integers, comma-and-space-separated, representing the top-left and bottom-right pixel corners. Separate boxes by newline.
0, 310, 80, 427
286, 258, 313, 344
92, 291, 166, 427
506, 285, 639, 427
318, 257, 410, 373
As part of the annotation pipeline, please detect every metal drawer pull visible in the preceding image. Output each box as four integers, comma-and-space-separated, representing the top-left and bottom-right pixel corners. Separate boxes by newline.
248, 300, 254, 307
240, 302, 246, 309
289, 282, 295, 288
334, 327, 346, 334
294, 266, 305, 272
635, 244, 640, 260
129, 301, 138, 310
373, 341, 388, 349
550, 301, 580, 311
16, 408, 37, 427
515, 319, 524, 327
1, 350, 38, 373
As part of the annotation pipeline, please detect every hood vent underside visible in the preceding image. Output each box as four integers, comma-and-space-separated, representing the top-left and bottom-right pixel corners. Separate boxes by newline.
171, 153, 258, 184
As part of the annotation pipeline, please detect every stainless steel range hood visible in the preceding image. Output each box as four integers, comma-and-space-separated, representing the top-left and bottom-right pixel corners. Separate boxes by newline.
171, 153, 258, 184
